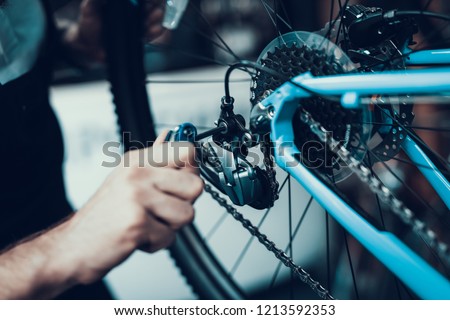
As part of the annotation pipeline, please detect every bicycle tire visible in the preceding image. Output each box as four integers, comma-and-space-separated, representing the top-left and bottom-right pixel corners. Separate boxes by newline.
104, 0, 244, 299
104, 0, 157, 150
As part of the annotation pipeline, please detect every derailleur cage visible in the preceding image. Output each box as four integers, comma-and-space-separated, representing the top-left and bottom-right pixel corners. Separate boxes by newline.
166, 97, 275, 210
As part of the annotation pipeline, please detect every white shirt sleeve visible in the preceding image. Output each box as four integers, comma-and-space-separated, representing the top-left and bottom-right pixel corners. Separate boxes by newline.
0, 0, 46, 84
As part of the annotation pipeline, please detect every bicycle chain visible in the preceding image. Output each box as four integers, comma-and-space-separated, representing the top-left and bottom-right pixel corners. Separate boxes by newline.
260, 135, 280, 203
203, 184, 335, 300
300, 110, 450, 267
201, 107, 447, 300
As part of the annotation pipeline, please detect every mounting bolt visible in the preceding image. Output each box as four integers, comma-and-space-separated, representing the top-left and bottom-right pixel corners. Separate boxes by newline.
242, 132, 254, 147
268, 106, 275, 118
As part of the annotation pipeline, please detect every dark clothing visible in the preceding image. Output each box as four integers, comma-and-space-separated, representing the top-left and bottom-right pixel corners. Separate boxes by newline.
0, 0, 112, 299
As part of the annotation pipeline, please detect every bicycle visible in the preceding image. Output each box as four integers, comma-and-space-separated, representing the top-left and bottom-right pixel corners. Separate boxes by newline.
103, 0, 450, 299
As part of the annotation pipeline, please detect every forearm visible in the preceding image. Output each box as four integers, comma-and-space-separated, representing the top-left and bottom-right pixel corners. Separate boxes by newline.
57, 0, 105, 65
0, 219, 79, 299
61, 22, 105, 64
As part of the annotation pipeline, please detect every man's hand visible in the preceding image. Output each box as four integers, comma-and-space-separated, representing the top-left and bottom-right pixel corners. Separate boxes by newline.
63, 132, 203, 284
64, 0, 166, 61
0, 132, 203, 298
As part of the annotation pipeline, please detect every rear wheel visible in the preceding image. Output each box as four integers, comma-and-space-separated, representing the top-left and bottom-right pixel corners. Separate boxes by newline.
105, 0, 450, 299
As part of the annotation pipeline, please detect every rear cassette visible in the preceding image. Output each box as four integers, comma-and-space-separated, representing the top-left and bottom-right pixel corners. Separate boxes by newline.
251, 32, 371, 181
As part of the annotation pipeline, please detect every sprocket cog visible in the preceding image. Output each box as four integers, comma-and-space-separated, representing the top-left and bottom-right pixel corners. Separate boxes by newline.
251, 31, 370, 181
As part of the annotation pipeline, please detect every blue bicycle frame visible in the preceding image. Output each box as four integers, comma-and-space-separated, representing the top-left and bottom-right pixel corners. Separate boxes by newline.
263, 66, 450, 299
407, 49, 450, 65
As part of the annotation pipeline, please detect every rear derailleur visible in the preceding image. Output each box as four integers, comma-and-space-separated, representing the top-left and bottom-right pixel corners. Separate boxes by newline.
165, 97, 278, 210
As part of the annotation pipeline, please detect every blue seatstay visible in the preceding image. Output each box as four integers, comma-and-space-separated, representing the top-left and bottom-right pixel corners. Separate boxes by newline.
269, 69, 450, 207
407, 49, 450, 65
264, 71, 450, 299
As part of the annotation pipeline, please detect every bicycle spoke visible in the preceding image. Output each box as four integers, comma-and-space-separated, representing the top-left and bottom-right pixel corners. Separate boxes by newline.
204, 211, 229, 241
352, 145, 450, 173
416, 230, 450, 277
275, 0, 294, 31
316, 0, 349, 51
326, 0, 349, 41
370, 164, 450, 271
288, 175, 294, 299
343, 230, 360, 299
400, 281, 416, 299
260, 0, 294, 31
229, 207, 271, 276
329, 0, 335, 36
385, 154, 449, 171
358, 121, 450, 133
366, 152, 403, 299
357, 138, 446, 223
366, 153, 387, 230
229, 176, 290, 276
269, 196, 314, 290
353, 138, 450, 274
335, 0, 349, 44
188, 1, 243, 62
325, 211, 331, 291
147, 43, 230, 66
259, 0, 285, 42
178, 20, 244, 59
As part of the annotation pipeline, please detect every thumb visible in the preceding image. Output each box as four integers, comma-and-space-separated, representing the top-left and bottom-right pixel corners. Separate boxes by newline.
154, 129, 171, 146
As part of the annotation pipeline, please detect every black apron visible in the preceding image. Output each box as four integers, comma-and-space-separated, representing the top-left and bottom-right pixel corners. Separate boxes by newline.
0, 0, 112, 299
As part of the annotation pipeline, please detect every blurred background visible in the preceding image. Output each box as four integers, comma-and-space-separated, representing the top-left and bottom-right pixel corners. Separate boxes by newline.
51, 0, 450, 85
48, 0, 449, 299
